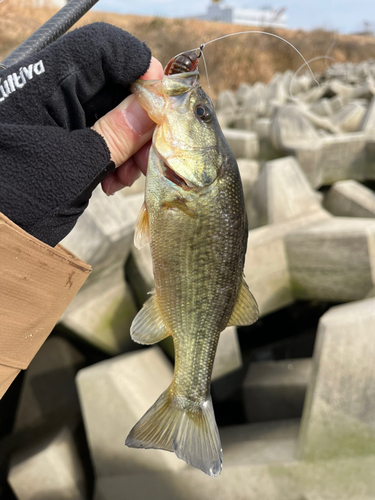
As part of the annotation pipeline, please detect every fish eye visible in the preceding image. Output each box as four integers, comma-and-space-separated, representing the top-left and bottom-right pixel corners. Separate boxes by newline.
195, 104, 212, 123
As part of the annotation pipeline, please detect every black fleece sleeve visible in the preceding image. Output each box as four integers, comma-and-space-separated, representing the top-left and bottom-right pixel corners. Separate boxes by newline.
0, 23, 151, 246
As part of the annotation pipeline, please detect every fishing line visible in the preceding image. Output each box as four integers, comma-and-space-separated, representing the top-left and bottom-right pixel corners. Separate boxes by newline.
289, 32, 337, 99
325, 32, 337, 60
290, 55, 335, 99
199, 49, 212, 101
188, 30, 321, 99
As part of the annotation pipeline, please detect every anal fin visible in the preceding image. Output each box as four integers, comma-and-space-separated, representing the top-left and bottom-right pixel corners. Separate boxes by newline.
130, 294, 169, 345
134, 201, 150, 249
227, 277, 259, 327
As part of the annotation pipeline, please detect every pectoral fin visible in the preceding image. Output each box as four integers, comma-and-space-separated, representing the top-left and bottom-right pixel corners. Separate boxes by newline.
130, 294, 169, 345
134, 202, 150, 249
162, 198, 195, 218
227, 278, 259, 327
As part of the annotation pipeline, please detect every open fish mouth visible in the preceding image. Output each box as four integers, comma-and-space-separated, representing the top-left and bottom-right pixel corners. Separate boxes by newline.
160, 157, 196, 190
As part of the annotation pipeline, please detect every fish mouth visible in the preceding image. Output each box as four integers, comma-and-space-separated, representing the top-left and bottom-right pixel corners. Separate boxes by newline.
161, 159, 195, 190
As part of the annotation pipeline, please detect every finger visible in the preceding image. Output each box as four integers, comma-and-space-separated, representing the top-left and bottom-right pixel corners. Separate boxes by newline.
102, 159, 142, 195
130, 141, 151, 176
140, 57, 164, 81
101, 139, 151, 195
92, 94, 155, 167
101, 140, 151, 195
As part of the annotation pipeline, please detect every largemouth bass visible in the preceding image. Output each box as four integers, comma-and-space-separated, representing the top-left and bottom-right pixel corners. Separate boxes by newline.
126, 51, 259, 477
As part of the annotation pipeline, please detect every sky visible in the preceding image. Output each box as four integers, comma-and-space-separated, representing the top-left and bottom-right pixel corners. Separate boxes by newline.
92, 0, 375, 34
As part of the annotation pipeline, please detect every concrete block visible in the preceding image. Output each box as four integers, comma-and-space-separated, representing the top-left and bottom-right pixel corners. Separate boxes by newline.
268, 115, 371, 188
302, 87, 330, 106
330, 79, 372, 100
211, 326, 243, 402
299, 107, 341, 134
223, 129, 259, 159
361, 96, 375, 136
285, 217, 375, 302
94, 419, 375, 500
244, 211, 329, 316
212, 326, 242, 381
216, 90, 236, 111
76, 347, 186, 475
291, 74, 315, 96
270, 105, 321, 151
61, 188, 143, 272
13, 336, 84, 433
299, 297, 375, 460
60, 189, 143, 354
261, 79, 287, 118
61, 263, 137, 355
242, 82, 267, 116
236, 159, 260, 229
324, 180, 375, 217
8, 427, 86, 500
235, 83, 253, 106
219, 419, 299, 467
331, 102, 367, 133
215, 109, 236, 129
293, 144, 323, 188
252, 157, 324, 226
329, 95, 344, 113
243, 359, 312, 422
126, 243, 154, 308
282, 69, 294, 95
232, 112, 256, 131
310, 98, 333, 117
319, 133, 370, 185
94, 420, 299, 500
255, 118, 272, 140
245, 224, 292, 317
256, 118, 281, 161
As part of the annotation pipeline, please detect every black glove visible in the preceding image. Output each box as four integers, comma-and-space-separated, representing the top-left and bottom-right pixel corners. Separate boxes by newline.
0, 23, 151, 246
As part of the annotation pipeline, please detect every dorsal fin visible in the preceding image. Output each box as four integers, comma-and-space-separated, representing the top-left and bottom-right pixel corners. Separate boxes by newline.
227, 277, 259, 327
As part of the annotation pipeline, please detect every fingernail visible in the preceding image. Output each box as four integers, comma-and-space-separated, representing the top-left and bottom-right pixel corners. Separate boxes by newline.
122, 97, 154, 136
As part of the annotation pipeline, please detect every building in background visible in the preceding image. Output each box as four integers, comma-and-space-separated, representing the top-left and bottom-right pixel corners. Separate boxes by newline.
198, 3, 287, 29
30, 0, 69, 6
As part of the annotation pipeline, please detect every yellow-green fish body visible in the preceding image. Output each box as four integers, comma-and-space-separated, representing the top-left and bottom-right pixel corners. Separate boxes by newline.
126, 68, 258, 476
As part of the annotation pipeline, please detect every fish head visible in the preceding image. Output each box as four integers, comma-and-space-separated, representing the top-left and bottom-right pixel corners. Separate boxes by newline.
131, 72, 226, 190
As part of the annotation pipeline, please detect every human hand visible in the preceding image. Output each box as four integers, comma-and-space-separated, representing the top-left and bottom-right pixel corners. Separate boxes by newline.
0, 23, 161, 247
94, 57, 163, 196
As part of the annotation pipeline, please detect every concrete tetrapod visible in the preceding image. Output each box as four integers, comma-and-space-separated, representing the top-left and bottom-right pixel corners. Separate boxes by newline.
243, 359, 312, 423
76, 347, 185, 476
285, 217, 375, 302
94, 419, 375, 500
299, 297, 375, 460
252, 156, 325, 227
60, 188, 143, 354
324, 180, 375, 217
8, 427, 86, 500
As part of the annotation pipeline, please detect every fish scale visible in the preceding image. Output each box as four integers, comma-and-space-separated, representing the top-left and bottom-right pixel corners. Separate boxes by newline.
150, 174, 244, 404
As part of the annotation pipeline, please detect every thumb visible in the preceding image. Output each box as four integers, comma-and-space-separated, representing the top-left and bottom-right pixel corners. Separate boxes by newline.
91, 94, 155, 167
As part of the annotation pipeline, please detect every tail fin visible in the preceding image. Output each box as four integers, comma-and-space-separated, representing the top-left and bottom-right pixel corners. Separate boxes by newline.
125, 387, 222, 477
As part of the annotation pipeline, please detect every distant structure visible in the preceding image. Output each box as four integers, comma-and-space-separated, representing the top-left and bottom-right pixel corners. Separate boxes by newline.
198, 3, 287, 29
30, 0, 69, 6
